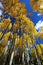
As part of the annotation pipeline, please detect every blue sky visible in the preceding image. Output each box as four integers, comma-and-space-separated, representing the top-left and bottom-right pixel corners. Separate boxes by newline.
20, 0, 43, 44
20, 0, 33, 12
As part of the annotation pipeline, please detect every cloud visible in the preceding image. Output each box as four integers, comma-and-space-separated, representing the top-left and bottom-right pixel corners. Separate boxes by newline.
0, 2, 3, 9
35, 20, 43, 31
0, 9, 3, 16
0, 2, 3, 16
37, 13, 41, 16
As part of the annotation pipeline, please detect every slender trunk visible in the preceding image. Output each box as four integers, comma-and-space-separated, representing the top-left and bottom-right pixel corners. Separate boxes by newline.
9, 51, 14, 65
3, 41, 11, 65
